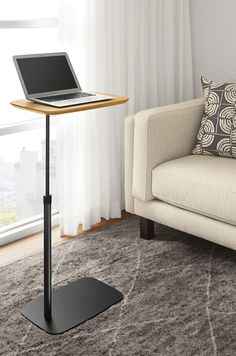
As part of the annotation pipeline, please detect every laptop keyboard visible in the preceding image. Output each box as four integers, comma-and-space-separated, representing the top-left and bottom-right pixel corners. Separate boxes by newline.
38, 92, 95, 102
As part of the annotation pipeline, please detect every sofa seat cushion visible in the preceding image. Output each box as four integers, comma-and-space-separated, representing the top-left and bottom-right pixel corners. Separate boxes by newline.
152, 155, 236, 225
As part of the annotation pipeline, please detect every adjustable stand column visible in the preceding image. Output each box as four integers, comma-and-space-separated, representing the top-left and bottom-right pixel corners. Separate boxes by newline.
44, 114, 52, 320
21, 114, 123, 334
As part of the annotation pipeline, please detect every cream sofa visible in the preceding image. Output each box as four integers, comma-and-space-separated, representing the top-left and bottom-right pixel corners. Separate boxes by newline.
125, 98, 236, 250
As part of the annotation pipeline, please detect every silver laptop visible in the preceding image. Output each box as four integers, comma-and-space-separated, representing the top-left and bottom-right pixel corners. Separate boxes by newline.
13, 52, 113, 107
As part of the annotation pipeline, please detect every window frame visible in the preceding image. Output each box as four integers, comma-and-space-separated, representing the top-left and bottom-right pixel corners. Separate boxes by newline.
0, 18, 57, 29
0, 17, 59, 245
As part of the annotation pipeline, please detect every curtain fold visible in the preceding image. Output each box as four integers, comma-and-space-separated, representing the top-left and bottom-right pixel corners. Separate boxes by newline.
57, 0, 193, 235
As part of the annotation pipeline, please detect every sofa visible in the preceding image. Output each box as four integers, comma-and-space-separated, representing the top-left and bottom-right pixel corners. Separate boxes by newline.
125, 98, 236, 250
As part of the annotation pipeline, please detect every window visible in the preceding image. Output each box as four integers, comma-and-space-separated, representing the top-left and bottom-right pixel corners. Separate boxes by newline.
0, 125, 58, 225
0, 0, 59, 244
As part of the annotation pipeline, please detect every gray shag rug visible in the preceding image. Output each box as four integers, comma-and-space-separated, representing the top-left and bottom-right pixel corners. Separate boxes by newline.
1, 217, 236, 356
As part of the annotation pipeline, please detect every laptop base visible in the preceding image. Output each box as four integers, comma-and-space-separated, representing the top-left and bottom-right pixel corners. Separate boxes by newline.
34, 94, 112, 107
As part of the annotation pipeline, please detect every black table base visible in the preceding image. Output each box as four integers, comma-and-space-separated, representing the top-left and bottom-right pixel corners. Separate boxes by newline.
22, 277, 123, 334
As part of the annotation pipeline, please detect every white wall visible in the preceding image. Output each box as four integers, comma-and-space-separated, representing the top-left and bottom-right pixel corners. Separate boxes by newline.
190, 0, 236, 97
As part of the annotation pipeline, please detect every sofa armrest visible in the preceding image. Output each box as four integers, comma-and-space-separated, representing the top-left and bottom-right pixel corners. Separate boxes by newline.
132, 98, 205, 202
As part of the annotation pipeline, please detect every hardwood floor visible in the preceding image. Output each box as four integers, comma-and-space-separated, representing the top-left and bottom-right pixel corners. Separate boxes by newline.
0, 211, 132, 267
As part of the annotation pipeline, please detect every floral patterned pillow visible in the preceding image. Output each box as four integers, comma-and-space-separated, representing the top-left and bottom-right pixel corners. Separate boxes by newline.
192, 76, 236, 158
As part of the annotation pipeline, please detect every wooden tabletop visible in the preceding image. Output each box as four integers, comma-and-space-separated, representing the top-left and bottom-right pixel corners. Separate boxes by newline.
11, 93, 128, 115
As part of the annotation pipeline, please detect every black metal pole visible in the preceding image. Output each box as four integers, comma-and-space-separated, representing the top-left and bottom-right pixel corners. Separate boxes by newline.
44, 114, 52, 320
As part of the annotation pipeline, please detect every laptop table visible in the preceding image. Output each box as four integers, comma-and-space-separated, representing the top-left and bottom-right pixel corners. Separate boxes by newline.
11, 93, 128, 334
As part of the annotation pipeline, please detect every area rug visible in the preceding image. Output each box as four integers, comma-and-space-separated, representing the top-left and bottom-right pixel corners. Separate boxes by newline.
1, 217, 236, 356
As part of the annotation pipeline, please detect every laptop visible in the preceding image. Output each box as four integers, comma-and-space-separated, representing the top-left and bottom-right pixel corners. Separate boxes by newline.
13, 52, 113, 107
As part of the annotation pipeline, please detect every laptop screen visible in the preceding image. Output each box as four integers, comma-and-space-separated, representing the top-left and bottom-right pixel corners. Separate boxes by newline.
15, 55, 79, 95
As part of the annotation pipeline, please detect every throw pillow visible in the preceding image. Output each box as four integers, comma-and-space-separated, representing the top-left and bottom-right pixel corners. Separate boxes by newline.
192, 76, 236, 158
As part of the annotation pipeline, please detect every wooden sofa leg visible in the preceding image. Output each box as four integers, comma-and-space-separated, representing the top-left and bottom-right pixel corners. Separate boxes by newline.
139, 217, 154, 239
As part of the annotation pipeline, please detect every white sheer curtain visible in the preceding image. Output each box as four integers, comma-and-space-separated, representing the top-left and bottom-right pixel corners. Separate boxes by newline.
57, 0, 193, 235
